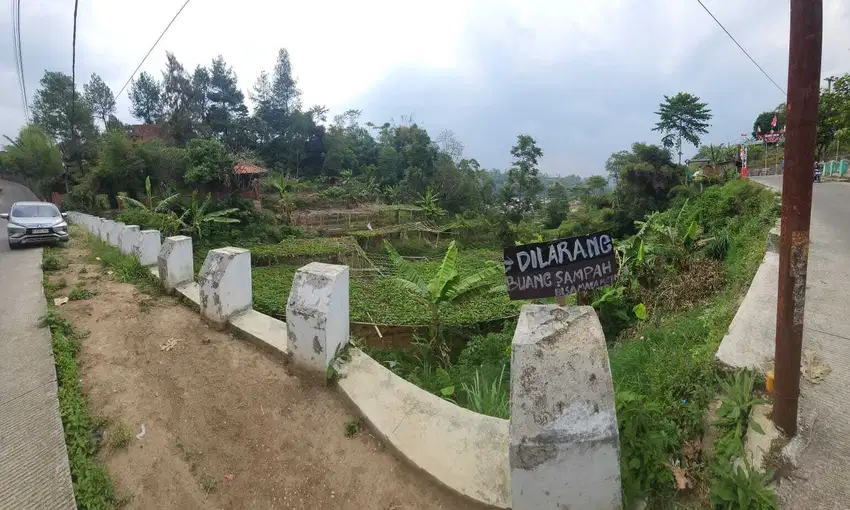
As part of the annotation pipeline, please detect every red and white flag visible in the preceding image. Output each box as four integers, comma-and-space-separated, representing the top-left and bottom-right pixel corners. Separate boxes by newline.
771, 113, 778, 128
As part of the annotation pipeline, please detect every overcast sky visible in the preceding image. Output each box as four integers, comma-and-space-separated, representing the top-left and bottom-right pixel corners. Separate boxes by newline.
2, 0, 849, 176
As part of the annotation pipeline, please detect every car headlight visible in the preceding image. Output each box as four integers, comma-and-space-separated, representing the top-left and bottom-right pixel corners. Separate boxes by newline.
53, 222, 68, 233
8, 224, 26, 234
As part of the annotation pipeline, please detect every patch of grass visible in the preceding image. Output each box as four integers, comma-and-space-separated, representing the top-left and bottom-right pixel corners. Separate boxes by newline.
80, 230, 160, 295
69, 285, 98, 301
56, 277, 68, 289
109, 424, 133, 449
43, 275, 58, 299
79, 267, 88, 274
42, 247, 67, 271
199, 474, 217, 493
253, 249, 520, 326
43, 309, 117, 509
344, 420, 362, 438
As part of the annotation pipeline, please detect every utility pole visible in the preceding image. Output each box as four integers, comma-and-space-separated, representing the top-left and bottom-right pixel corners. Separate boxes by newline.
825, 75, 835, 93
773, 0, 822, 436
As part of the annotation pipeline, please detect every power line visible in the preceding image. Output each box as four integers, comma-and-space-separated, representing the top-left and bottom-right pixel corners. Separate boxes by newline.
115, 0, 192, 98
10, 0, 28, 122
16, 0, 28, 121
695, 0, 787, 96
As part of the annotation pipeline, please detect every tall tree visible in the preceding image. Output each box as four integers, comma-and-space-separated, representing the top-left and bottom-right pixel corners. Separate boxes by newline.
83, 73, 116, 127
129, 71, 162, 124
271, 48, 301, 113
190, 65, 211, 134
501, 134, 544, 221
652, 92, 712, 164
436, 129, 464, 163
160, 52, 195, 144
612, 143, 680, 234
31, 71, 98, 167
206, 55, 248, 146
817, 74, 850, 159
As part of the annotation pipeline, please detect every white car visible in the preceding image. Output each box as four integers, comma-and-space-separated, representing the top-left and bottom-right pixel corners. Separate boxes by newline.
1, 201, 69, 249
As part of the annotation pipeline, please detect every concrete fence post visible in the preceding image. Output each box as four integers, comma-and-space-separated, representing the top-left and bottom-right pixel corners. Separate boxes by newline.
107, 222, 125, 247
509, 305, 622, 510
198, 247, 252, 328
157, 236, 194, 293
133, 230, 161, 266
286, 262, 349, 375
99, 220, 114, 243
118, 225, 140, 256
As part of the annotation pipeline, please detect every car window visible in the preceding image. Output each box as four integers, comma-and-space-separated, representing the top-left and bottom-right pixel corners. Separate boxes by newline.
11, 204, 61, 218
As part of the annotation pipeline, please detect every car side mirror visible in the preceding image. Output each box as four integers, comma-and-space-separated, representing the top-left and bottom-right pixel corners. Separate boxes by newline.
0, 213, 8, 220
62, 213, 68, 218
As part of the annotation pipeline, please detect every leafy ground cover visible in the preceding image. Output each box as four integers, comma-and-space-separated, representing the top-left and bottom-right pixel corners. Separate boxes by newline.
253, 248, 520, 325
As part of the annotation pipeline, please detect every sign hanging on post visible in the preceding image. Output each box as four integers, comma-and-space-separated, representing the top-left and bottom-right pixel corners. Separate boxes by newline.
502, 232, 618, 301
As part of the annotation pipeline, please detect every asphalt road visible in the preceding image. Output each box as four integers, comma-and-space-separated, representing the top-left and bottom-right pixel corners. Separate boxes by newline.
751, 175, 850, 508
0, 180, 75, 509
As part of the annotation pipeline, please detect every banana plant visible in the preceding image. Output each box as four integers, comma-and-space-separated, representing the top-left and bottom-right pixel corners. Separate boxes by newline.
178, 191, 241, 240
384, 239, 502, 359
117, 176, 180, 212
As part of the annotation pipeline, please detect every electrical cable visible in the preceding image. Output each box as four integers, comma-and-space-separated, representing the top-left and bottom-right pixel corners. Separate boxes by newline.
695, 0, 787, 96
115, 0, 192, 98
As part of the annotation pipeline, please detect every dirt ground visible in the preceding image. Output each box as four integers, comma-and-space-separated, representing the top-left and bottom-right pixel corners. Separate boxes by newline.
48, 235, 479, 509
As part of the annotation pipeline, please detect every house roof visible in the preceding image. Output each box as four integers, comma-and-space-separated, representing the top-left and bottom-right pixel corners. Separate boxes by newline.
234, 162, 268, 175
127, 124, 162, 139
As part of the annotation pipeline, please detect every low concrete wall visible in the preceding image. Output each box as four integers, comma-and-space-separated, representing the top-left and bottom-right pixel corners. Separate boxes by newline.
336, 348, 511, 508
198, 247, 252, 328
715, 219, 781, 373
118, 225, 140, 256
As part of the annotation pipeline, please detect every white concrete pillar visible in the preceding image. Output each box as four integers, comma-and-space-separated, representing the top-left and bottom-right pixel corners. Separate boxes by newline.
107, 222, 125, 247
198, 247, 252, 328
509, 305, 621, 510
157, 235, 194, 292
99, 220, 114, 242
133, 230, 161, 266
118, 225, 140, 255
286, 262, 349, 374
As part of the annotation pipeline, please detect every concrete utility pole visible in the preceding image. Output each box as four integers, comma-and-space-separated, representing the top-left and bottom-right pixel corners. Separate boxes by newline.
773, 0, 822, 436
825, 75, 836, 93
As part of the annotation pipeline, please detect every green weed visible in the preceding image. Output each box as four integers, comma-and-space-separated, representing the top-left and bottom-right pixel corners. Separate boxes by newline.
344, 420, 362, 438
42, 248, 66, 271
459, 366, 510, 419
109, 424, 132, 449
83, 233, 160, 294
199, 474, 217, 493
45, 310, 117, 508
69, 285, 98, 301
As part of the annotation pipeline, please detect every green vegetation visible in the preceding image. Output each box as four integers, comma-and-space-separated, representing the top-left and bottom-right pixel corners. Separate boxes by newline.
80, 227, 161, 294
709, 371, 778, 510
109, 424, 133, 450
68, 285, 98, 301
45, 309, 117, 509
343, 420, 362, 438
253, 249, 519, 326
42, 247, 68, 271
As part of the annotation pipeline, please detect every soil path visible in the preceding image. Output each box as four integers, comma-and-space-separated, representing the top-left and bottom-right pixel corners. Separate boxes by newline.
49, 234, 478, 509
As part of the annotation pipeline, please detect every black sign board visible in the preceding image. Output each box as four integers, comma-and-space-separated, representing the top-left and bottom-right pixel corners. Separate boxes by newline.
502, 232, 618, 300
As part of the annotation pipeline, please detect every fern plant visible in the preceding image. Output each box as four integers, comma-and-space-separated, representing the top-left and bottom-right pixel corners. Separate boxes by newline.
383, 239, 502, 356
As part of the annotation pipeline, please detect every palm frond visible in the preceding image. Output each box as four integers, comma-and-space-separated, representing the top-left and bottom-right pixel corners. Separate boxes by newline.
444, 261, 503, 303
391, 277, 429, 301
204, 207, 240, 218
116, 195, 147, 209
203, 217, 240, 224
428, 241, 459, 301
383, 239, 425, 287
153, 193, 181, 213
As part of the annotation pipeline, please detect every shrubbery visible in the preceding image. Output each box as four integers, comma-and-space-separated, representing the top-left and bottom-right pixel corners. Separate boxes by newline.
116, 209, 182, 236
